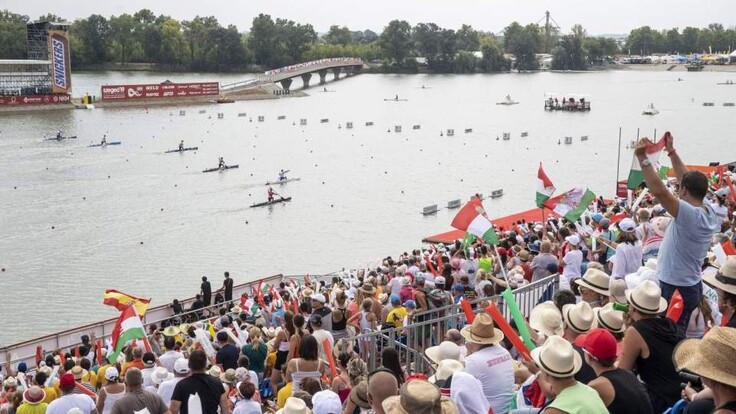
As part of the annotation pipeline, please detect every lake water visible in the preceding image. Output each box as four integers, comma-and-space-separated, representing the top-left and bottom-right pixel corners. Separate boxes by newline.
1, 69, 734, 345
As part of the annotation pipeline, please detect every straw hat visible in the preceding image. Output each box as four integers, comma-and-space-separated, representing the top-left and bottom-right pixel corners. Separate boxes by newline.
379, 293, 389, 305
425, 341, 464, 365
625, 280, 667, 314
428, 359, 464, 384
208, 365, 223, 378
650, 216, 671, 237
531, 335, 582, 378
575, 268, 610, 296
178, 323, 191, 334
359, 283, 376, 295
674, 327, 736, 387
591, 303, 624, 333
280, 397, 313, 414
70, 365, 87, 380
230, 305, 243, 314
460, 313, 504, 345
608, 279, 627, 304
220, 368, 237, 384
382, 379, 458, 414
562, 302, 594, 334
2, 377, 18, 388
22, 386, 45, 404
151, 367, 174, 385
529, 302, 563, 337
703, 256, 736, 295
349, 381, 371, 409
162, 326, 180, 337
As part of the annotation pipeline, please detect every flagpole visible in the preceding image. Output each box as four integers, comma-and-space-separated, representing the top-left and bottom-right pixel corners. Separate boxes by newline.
615, 127, 622, 196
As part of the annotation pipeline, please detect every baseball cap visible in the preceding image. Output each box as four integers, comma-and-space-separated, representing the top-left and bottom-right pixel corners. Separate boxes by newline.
582, 328, 618, 361
452, 283, 464, 292
104, 367, 120, 381
600, 218, 611, 228
174, 358, 190, 374
310, 293, 326, 303
403, 300, 416, 309
592, 213, 603, 223
565, 235, 580, 246
59, 373, 75, 388
618, 218, 636, 233
435, 276, 446, 285
312, 389, 342, 414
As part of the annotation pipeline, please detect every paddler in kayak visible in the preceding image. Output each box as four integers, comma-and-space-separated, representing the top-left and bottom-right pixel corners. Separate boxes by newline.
178, 140, 184, 151
218, 156, 226, 169
267, 186, 275, 202
278, 169, 287, 182
56, 130, 62, 139
100, 134, 107, 146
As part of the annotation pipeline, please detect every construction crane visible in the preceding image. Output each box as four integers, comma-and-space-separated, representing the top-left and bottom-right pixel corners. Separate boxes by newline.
537, 11, 561, 54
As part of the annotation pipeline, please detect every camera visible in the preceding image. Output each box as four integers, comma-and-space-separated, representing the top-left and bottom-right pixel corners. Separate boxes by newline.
679, 369, 703, 391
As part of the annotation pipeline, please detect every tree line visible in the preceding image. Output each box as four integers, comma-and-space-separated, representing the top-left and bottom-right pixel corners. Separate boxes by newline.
0, 9, 734, 73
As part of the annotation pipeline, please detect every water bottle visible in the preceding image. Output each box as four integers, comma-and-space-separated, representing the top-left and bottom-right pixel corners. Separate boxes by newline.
612, 302, 629, 313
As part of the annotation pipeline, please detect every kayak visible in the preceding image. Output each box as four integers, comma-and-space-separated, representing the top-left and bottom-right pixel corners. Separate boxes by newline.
45, 136, 77, 141
165, 147, 199, 153
265, 178, 301, 185
88, 142, 121, 147
384, 98, 409, 101
202, 164, 239, 173
250, 197, 292, 208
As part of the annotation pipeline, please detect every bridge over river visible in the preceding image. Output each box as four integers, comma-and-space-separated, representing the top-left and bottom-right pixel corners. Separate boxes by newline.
221, 57, 364, 93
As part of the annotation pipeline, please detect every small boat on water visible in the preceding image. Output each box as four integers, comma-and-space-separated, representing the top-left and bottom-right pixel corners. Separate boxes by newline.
88, 141, 121, 147
215, 97, 234, 103
250, 197, 292, 208
496, 95, 519, 105
202, 165, 239, 173
717, 80, 735, 85
490, 189, 504, 198
642, 103, 659, 115
45, 136, 77, 141
165, 147, 198, 153
265, 178, 301, 185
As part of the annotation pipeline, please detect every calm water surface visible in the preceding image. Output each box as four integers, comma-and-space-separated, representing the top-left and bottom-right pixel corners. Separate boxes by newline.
1, 69, 734, 345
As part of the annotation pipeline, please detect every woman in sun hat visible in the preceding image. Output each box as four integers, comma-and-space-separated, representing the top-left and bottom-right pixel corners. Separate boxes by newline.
703, 255, 736, 328
674, 327, 736, 413
575, 268, 610, 308
16, 385, 47, 414
529, 301, 564, 345
382, 379, 457, 414
618, 280, 684, 413
610, 218, 643, 279
529, 336, 608, 414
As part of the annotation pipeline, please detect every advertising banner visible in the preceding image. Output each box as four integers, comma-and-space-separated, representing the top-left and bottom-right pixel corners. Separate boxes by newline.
48, 30, 72, 94
0, 94, 71, 106
101, 82, 220, 100
616, 181, 628, 198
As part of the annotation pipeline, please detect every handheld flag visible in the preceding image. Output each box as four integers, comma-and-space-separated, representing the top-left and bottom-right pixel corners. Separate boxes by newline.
627, 133, 670, 189
451, 197, 499, 245
536, 163, 556, 208
107, 305, 147, 363
544, 187, 597, 222
103, 289, 151, 316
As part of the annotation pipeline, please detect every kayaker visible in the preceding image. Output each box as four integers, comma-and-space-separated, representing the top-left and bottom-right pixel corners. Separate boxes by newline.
218, 157, 225, 169
267, 187, 275, 202
395, 94, 398, 100
101, 135, 107, 145
178, 140, 184, 151
56, 130, 62, 139
278, 169, 287, 182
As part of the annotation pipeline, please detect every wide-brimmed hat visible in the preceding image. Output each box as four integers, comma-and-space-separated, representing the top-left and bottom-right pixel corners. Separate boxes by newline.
608, 279, 627, 304
151, 366, 174, 385
2, 376, 18, 388
703, 256, 736, 295
178, 323, 191, 334
220, 368, 237, 384
378, 293, 389, 305
359, 283, 376, 295
531, 335, 582, 378
70, 365, 87, 380
592, 303, 625, 333
349, 381, 371, 409
302, 287, 314, 298
650, 216, 671, 237
310, 293, 326, 304
425, 341, 464, 365
574, 268, 610, 296
625, 280, 667, 314
562, 302, 594, 334
529, 301, 563, 337
22, 386, 45, 404
162, 326, 180, 337
208, 365, 223, 378
281, 396, 313, 414
518, 250, 530, 262
382, 379, 458, 414
675, 327, 736, 387
428, 359, 464, 384
460, 312, 504, 345
230, 305, 243, 314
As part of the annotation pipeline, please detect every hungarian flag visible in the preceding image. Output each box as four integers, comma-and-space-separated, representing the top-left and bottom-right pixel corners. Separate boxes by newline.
627, 133, 670, 189
103, 289, 151, 316
451, 197, 499, 245
536, 163, 556, 208
544, 187, 596, 222
108, 305, 147, 363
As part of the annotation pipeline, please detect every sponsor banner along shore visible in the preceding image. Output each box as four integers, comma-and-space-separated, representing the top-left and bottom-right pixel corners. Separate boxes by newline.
101, 82, 220, 101
0, 94, 71, 106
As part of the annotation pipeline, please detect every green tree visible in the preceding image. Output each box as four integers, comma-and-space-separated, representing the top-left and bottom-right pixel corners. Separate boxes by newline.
37, 13, 66, 23
249, 14, 281, 68
379, 20, 413, 63
681, 27, 699, 53
552, 34, 586, 70
504, 22, 541, 70
625, 26, 665, 54
277, 18, 317, 64
158, 17, 186, 66
479, 36, 509, 72
456, 24, 480, 51
584, 37, 619, 64
323, 25, 352, 45
109, 13, 137, 64
70, 14, 111, 65
453, 51, 477, 73
352, 29, 378, 44
0, 10, 29, 59
664, 28, 682, 53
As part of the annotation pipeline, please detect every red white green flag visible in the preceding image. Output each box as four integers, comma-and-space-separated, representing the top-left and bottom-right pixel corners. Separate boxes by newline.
536, 163, 556, 208
451, 197, 499, 245
544, 187, 597, 222
627, 133, 670, 189
108, 305, 147, 363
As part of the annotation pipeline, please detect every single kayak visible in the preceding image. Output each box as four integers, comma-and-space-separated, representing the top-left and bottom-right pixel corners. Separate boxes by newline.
384, 98, 409, 101
88, 142, 121, 147
250, 197, 292, 208
45, 136, 77, 141
265, 178, 301, 185
165, 147, 199, 153
202, 164, 239, 173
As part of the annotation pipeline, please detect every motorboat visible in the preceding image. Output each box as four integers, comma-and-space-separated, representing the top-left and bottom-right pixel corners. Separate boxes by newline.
642, 103, 659, 115
496, 95, 519, 105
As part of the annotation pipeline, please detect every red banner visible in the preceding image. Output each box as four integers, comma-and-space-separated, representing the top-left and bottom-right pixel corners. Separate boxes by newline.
616, 180, 628, 198
101, 82, 220, 101
0, 94, 71, 106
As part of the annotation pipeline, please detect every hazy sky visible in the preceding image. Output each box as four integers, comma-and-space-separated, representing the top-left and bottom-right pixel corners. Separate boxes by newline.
5, 0, 735, 35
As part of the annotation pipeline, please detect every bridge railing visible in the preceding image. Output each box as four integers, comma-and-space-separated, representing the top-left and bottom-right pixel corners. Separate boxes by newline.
263, 57, 363, 76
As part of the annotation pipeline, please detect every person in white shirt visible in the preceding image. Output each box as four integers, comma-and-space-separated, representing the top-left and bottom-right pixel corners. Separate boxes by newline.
460, 313, 514, 414
561, 235, 584, 291
611, 219, 643, 279
157, 358, 189, 407
309, 314, 334, 362
46, 373, 98, 414
158, 336, 184, 373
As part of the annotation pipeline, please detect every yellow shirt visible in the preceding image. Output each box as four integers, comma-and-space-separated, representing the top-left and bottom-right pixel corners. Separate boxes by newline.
96, 365, 110, 389
277, 382, 293, 409
386, 307, 408, 328
41, 386, 58, 404
16, 403, 48, 414
82, 370, 97, 388
266, 351, 277, 371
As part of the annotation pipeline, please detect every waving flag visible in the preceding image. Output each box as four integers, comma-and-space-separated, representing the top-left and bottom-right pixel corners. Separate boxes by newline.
108, 306, 147, 363
627, 133, 670, 189
536, 163, 556, 208
103, 289, 151, 316
451, 197, 499, 245
544, 187, 596, 222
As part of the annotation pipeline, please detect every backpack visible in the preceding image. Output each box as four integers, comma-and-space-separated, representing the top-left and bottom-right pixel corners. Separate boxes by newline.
427, 288, 449, 310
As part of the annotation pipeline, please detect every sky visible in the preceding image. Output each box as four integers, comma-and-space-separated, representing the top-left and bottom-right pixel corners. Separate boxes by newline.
4, 0, 735, 35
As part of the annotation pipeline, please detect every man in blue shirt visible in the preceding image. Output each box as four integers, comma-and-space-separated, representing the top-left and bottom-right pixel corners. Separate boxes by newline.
634, 133, 719, 330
